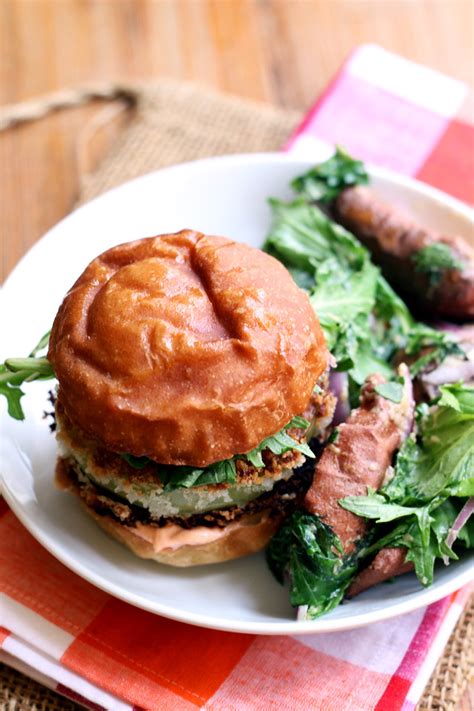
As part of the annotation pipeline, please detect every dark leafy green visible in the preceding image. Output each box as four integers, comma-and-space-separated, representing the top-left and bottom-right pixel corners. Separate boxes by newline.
265, 197, 368, 273
160, 458, 237, 492
122, 416, 314, 491
339, 492, 438, 585
350, 499, 468, 587
266, 511, 359, 618
404, 324, 463, 378
374, 382, 404, 403
29, 330, 51, 357
456, 512, 474, 548
245, 416, 313, 467
430, 499, 468, 561
0, 368, 27, 420
0, 331, 55, 420
341, 490, 430, 525
266, 384, 473, 613
309, 258, 379, 372
383, 384, 474, 505
263, 195, 459, 381
347, 341, 393, 386
264, 198, 378, 373
264, 151, 472, 616
364, 274, 460, 379
413, 243, 464, 288
121, 454, 151, 470
291, 146, 369, 203
122, 455, 238, 490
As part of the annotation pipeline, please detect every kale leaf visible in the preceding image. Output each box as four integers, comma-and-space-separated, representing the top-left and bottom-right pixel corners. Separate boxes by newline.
245, 416, 313, 467
291, 146, 369, 203
354, 498, 469, 587
160, 458, 237, 491
264, 198, 378, 373
383, 384, 474, 505
266, 510, 359, 618
263, 195, 458, 380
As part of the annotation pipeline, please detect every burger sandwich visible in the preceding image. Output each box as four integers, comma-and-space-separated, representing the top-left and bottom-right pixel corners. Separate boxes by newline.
38, 230, 333, 566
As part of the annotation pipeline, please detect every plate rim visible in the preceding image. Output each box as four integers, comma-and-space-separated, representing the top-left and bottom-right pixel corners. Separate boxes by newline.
3, 151, 473, 294
2, 151, 473, 635
2, 483, 473, 635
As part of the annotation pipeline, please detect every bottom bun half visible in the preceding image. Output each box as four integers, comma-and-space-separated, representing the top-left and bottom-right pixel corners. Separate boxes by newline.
56, 457, 282, 567
85, 507, 282, 567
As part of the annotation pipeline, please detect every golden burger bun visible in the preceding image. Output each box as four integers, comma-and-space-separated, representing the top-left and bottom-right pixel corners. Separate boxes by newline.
48, 230, 327, 466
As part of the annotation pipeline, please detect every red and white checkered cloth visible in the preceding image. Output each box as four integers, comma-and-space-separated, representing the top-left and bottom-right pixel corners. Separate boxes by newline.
1, 45, 473, 710
287, 44, 474, 202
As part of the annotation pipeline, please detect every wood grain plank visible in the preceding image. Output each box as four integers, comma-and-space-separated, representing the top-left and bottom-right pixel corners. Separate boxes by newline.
257, 0, 474, 110
2, 0, 473, 281
206, 0, 271, 99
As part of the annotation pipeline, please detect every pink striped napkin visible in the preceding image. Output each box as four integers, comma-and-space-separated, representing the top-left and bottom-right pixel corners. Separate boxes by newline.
1, 44, 473, 710
287, 43, 473, 203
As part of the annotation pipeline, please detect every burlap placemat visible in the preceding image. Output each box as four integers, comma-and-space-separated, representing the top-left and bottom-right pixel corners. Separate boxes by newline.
1, 80, 472, 710
77, 79, 299, 203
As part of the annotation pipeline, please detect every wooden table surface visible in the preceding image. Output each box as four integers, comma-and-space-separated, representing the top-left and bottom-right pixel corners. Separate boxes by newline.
1, 0, 473, 282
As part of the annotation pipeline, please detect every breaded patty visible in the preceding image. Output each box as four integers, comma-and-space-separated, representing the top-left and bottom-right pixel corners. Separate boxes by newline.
56, 404, 306, 518
58, 455, 313, 530
55, 375, 334, 520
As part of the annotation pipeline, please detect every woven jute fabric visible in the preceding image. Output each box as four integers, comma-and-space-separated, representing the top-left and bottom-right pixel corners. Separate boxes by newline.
0, 663, 79, 711
1, 80, 472, 711
78, 79, 300, 204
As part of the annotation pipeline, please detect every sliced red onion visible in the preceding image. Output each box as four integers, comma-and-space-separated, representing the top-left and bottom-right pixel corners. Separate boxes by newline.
297, 605, 308, 621
419, 324, 474, 399
443, 497, 474, 564
422, 357, 474, 387
435, 322, 474, 344
329, 371, 350, 425
396, 363, 415, 442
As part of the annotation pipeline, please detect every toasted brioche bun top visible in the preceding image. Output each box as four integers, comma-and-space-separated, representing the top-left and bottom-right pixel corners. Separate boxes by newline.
49, 231, 327, 466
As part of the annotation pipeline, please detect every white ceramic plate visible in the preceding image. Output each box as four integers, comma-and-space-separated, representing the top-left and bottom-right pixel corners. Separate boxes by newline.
1, 153, 473, 635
